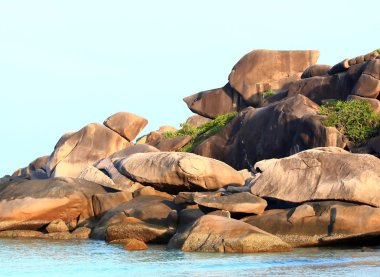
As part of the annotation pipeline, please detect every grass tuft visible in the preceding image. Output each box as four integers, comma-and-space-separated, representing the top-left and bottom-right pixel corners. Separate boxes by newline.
163, 112, 238, 152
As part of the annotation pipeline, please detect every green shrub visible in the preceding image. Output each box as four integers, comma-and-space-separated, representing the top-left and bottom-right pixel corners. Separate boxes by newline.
377, 48, 380, 54
320, 100, 380, 144
163, 112, 238, 151
263, 89, 276, 98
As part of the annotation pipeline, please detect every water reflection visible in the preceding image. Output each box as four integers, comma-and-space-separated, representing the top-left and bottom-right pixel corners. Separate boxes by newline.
0, 239, 379, 276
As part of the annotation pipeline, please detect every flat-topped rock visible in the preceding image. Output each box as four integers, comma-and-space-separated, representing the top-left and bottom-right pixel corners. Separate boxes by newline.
229, 49, 319, 106
251, 147, 380, 207
103, 111, 148, 141
46, 123, 131, 178
169, 215, 292, 253
194, 192, 267, 214
117, 152, 245, 193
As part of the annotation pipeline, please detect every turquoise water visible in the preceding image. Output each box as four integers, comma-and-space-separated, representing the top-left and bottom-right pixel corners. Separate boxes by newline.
1, 239, 380, 277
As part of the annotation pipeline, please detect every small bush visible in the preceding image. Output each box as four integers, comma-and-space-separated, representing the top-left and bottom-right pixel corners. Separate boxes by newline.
263, 89, 276, 98
320, 100, 380, 144
377, 48, 380, 54
163, 112, 238, 151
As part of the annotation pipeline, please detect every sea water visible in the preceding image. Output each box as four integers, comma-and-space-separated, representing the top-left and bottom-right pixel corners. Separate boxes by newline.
0, 238, 379, 277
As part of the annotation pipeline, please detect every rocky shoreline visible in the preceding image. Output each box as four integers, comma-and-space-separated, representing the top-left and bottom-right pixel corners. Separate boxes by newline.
1, 48, 380, 253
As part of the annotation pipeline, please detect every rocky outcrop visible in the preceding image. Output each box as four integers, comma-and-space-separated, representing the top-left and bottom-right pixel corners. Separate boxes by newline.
243, 201, 380, 247
117, 152, 245, 193
228, 49, 319, 106
103, 112, 148, 141
46, 123, 131, 178
194, 95, 346, 170
251, 147, 380, 207
183, 83, 248, 119
0, 177, 109, 231
288, 60, 380, 104
92, 191, 133, 217
169, 215, 292, 253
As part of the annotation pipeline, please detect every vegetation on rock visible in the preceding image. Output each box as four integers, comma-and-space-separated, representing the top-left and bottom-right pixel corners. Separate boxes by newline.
377, 49, 380, 54
164, 112, 238, 152
263, 89, 276, 98
320, 100, 380, 144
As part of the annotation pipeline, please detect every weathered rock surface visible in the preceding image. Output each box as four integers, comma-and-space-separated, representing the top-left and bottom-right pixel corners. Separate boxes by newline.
106, 217, 175, 244
117, 152, 245, 193
91, 195, 179, 240
194, 95, 346, 170
46, 219, 69, 233
78, 166, 116, 187
148, 136, 192, 152
183, 83, 248, 119
12, 155, 49, 180
251, 147, 380, 207
92, 191, 133, 217
194, 192, 267, 214
185, 115, 211, 127
0, 177, 109, 231
228, 49, 319, 106
103, 112, 148, 141
288, 60, 380, 104
123, 238, 148, 250
46, 123, 131, 178
301, 64, 331, 79
169, 215, 291, 253
95, 144, 159, 188
243, 201, 380, 247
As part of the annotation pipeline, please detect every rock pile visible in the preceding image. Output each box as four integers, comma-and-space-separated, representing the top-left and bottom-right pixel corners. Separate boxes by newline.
2, 48, 380, 253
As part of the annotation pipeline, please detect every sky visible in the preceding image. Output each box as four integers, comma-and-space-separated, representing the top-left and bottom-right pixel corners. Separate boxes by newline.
0, 0, 379, 176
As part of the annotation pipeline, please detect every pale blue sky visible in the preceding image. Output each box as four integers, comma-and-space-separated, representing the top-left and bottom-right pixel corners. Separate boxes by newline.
0, 0, 379, 176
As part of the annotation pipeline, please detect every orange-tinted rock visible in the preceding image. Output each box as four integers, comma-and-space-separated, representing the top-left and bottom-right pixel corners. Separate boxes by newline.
103, 112, 148, 141
92, 191, 133, 217
229, 49, 319, 106
46, 219, 69, 233
0, 177, 108, 231
46, 123, 131, 178
123, 239, 148, 250
148, 136, 192, 152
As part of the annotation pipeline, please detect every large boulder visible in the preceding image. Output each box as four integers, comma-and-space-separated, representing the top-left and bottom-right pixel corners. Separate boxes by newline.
0, 177, 109, 231
288, 60, 380, 104
148, 136, 192, 152
169, 215, 291, 253
92, 191, 133, 217
116, 152, 245, 193
91, 195, 179, 241
301, 64, 331, 79
46, 123, 131, 178
103, 112, 148, 141
194, 95, 346, 170
243, 201, 380, 247
95, 144, 159, 187
194, 192, 267, 214
250, 147, 380, 207
183, 83, 248, 119
228, 49, 319, 106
